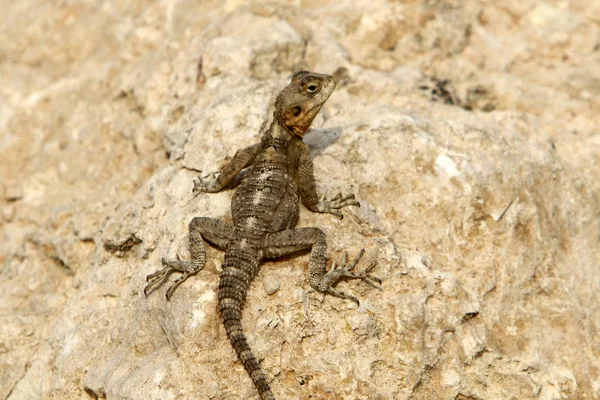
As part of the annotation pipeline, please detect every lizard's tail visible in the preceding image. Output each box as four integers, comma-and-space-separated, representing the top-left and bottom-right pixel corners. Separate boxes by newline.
219, 277, 275, 400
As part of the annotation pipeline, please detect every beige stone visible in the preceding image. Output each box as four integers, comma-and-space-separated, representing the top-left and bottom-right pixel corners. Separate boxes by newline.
1, 1, 598, 399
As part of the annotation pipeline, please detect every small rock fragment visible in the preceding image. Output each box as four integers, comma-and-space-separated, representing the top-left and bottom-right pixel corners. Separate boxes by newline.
262, 276, 280, 295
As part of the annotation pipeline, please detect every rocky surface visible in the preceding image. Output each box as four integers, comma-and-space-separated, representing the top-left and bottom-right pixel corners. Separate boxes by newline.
1, 1, 599, 399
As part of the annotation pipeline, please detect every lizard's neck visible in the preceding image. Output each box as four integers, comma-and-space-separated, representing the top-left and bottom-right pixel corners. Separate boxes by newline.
262, 118, 299, 148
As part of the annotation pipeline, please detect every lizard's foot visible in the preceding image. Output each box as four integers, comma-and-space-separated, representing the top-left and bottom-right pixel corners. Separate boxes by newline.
317, 192, 360, 219
319, 249, 381, 305
192, 171, 220, 194
144, 257, 203, 300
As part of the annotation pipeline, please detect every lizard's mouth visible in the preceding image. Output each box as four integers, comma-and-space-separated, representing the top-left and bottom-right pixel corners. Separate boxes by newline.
286, 124, 306, 138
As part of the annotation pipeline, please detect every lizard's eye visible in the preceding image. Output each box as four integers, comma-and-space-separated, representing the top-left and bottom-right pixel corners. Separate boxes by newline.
292, 106, 302, 116
307, 84, 319, 93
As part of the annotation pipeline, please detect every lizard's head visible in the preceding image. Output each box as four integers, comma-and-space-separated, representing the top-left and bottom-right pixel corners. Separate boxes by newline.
274, 71, 336, 138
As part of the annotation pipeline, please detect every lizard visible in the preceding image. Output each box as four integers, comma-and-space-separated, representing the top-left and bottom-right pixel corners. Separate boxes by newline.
144, 71, 380, 400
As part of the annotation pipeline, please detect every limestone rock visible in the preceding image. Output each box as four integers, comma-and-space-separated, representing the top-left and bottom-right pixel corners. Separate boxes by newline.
1, 1, 598, 400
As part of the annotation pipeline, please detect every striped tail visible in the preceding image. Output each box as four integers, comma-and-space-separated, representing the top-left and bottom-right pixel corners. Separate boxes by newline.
219, 262, 275, 400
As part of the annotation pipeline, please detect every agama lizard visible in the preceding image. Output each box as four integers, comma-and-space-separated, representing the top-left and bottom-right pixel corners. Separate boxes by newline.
144, 71, 380, 400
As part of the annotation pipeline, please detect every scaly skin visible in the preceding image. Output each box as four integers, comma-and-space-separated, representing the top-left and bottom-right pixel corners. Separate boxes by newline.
144, 71, 380, 400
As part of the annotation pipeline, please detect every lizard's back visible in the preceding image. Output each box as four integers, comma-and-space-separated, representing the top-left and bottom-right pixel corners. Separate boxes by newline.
231, 137, 300, 237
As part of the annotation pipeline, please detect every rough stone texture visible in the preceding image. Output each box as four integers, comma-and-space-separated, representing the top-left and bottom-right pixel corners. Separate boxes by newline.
1, 1, 599, 399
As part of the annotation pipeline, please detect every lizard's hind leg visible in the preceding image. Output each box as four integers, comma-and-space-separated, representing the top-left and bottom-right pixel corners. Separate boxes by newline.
263, 227, 380, 305
145, 217, 233, 300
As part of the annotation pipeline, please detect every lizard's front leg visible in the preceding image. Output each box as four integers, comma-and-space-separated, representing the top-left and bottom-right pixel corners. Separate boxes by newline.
145, 217, 233, 300
296, 143, 359, 218
194, 143, 261, 193
263, 228, 380, 304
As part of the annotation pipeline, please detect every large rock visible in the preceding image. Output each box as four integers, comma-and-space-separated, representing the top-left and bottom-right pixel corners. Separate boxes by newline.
1, 1, 598, 399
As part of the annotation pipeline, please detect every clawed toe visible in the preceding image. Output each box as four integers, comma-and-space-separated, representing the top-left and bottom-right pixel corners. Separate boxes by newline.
165, 272, 192, 300
146, 264, 169, 282
349, 259, 382, 288
144, 258, 200, 300
326, 287, 360, 305
317, 192, 360, 218
319, 250, 381, 305
144, 264, 172, 297
192, 171, 219, 194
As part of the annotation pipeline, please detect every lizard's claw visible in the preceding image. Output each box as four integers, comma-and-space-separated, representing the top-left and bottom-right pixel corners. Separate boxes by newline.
144, 257, 202, 300
319, 249, 381, 305
192, 171, 220, 194
317, 192, 360, 219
